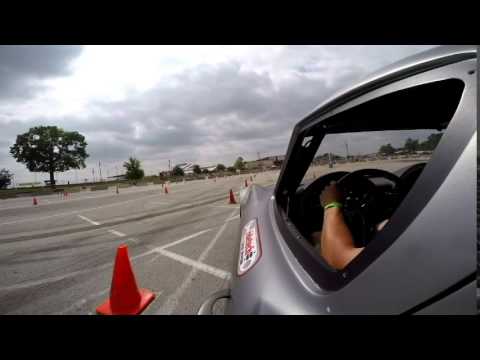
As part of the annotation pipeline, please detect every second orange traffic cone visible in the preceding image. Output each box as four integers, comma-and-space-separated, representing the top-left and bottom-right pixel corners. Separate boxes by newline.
33, 197, 38, 206
164, 184, 169, 194
228, 189, 237, 204
96, 245, 155, 315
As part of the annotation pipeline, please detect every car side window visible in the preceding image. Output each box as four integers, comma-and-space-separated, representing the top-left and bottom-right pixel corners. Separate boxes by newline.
275, 76, 472, 291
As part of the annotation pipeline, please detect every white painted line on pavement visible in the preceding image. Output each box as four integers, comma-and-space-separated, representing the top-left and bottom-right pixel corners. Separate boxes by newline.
226, 214, 240, 222
0, 193, 163, 226
155, 208, 237, 315
146, 253, 163, 265
78, 215, 100, 226
158, 228, 213, 250
154, 248, 231, 280
108, 229, 126, 237
140, 290, 164, 315
57, 289, 164, 315
210, 205, 240, 209
0, 229, 212, 292
149, 201, 172, 205
55, 287, 110, 315
0, 262, 115, 292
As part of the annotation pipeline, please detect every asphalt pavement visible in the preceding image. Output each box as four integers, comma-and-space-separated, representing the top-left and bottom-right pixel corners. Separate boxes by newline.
0, 172, 278, 315
0, 159, 420, 315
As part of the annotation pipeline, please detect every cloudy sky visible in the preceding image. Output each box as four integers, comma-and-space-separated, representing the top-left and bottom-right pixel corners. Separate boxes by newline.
0, 45, 436, 185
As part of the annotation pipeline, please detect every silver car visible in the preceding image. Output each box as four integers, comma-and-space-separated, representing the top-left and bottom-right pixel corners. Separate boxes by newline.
199, 45, 477, 315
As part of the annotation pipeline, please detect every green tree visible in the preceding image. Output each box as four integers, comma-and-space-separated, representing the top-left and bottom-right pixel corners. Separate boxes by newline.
123, 157, 145, 181
10, 126, 88, 188
193, 164, 201, 174
202, 168, 209, 174
172, 165, 185, 177
378, 143, 395, 155
404, 138, 419, 153
216, 163, 226, 172
234, 156, 245, 170
227, 166, 236, 172
0, 168, 13, 189
420, 133, 443, 151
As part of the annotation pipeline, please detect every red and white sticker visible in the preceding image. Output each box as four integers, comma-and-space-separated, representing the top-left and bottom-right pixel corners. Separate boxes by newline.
237, 218, 262, 276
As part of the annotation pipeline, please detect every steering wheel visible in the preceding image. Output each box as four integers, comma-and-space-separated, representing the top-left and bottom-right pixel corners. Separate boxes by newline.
299, 169, 402, 247
336, 169, 402, 247
297, 171, 350, 237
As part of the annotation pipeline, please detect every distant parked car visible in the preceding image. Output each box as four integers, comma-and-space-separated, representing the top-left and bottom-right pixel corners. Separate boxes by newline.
199, 45, 477, 315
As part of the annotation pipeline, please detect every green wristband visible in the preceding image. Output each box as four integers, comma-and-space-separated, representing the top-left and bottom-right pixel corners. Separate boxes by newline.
324, 202, 343, 210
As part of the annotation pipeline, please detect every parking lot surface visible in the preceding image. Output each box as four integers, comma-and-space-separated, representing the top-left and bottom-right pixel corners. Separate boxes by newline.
0, 160, 419, 315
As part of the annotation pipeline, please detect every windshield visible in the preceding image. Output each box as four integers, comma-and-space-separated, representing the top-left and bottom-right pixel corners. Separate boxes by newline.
301, 129, 443, 184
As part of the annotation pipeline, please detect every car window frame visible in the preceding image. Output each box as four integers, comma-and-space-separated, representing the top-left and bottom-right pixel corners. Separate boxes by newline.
273, 57, 477, 291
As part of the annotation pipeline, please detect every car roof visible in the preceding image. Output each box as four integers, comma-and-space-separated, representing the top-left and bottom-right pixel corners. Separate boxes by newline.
296, 45, 477, 130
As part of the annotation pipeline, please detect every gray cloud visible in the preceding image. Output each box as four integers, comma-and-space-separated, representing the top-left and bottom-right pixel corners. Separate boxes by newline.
1, 45, 436, 183
0, 45, 83, 101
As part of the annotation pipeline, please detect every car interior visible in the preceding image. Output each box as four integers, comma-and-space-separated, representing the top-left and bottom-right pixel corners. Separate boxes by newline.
290, 161, 427, 248
280, 78, 465, 250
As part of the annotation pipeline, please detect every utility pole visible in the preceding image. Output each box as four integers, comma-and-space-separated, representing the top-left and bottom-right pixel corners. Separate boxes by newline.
168, 160, 171, 171
92, 168, 95, 182
98, 161, 102, 182
345, 141, 350, 161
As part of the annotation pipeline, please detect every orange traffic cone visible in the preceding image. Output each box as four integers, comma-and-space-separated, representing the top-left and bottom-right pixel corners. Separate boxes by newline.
96, 245, 155, 315
33, 197, 38, 206
164, 185, 169, 194
228, 189, 237, 204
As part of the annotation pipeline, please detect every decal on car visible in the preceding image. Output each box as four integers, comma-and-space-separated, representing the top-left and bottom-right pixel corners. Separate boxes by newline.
238, 218, 262, 276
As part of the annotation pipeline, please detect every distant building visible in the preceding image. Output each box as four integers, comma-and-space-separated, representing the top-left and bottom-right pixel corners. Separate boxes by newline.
107, 175, 127, 180
245, 155, 285, 170
174, 162, 195, 175
200, 165, 217, 172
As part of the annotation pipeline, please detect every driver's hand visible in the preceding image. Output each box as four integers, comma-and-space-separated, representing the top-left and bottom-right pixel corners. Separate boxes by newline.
320, 182, 343, 207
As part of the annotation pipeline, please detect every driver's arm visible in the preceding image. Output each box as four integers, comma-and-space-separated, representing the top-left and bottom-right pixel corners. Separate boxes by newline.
319, 182, 364, 269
